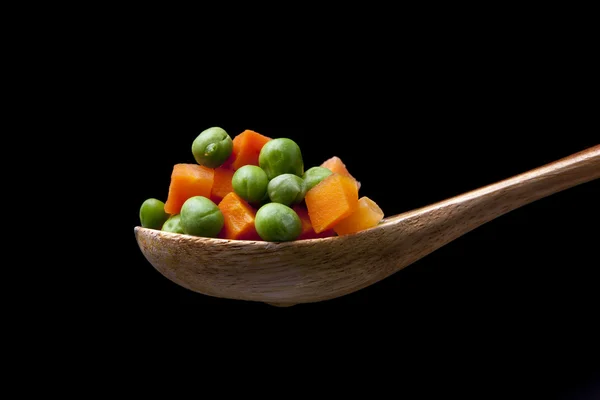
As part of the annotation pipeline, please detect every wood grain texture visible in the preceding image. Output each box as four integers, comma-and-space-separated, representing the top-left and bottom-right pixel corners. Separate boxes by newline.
135, 145, 599, 305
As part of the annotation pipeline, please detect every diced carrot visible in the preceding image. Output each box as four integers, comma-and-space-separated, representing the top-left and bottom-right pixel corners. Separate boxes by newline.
305, 174, 359, 233
164, 164, 214, 215
218, 192, 260, 240
292, 204, 336, 240
321, 156, 361, 189
333, 196, 384, 236
211, 166, 235, 203
227, 129, 272, 170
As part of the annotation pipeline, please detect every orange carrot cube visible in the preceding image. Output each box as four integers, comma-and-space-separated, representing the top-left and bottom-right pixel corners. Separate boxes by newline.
218, 192, 260, 240
333, 196, 384, 236
164, 164, 214, 215
305, 174, 359, 233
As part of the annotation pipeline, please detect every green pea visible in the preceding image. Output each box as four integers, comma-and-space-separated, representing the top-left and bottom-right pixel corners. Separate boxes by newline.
303, 166, 333, 192
232, 165, 269, 203
255, 203, 302, 242
161, 214, 185, 234
267, 173, 306, 206
180, 196, 224, 237
191, 127, 233, 168
139, 198, 169, 230
258, 138, 304, 180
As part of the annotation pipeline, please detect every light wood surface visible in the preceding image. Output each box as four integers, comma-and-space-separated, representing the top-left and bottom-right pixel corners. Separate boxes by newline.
135, 145, 599, 306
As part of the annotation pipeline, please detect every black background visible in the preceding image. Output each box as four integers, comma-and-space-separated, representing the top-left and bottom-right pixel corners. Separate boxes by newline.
14, 7, 596, 399
108, 37, 599, 398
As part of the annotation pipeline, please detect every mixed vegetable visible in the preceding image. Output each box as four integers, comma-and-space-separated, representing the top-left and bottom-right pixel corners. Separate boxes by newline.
138, 127, 384, 241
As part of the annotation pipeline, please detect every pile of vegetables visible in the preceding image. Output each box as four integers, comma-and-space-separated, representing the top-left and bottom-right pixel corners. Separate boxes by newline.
138, 127, 384, 242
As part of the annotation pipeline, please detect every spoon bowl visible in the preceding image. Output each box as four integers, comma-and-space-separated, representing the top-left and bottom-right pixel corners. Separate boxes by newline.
135, 145, 599, 306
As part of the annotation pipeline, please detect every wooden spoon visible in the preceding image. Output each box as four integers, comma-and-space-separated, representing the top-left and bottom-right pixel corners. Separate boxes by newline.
134, 145, 599, 306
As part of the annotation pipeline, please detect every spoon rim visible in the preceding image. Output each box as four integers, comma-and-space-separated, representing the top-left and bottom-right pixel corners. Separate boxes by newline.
133, 214, 402, 247
135, 224, 357, 246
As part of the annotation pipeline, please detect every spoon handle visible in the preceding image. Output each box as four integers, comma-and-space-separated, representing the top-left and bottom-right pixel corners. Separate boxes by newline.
380, 145, 599, 270
440, 144, 600, 212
